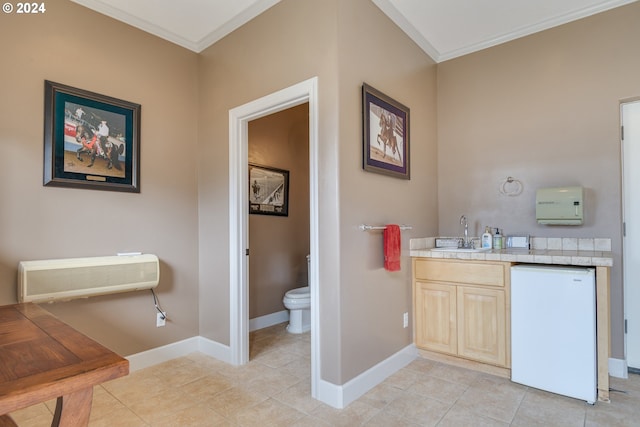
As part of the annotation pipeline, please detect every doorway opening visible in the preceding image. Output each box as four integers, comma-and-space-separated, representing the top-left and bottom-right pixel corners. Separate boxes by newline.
247, 103, 310, 356
228, 77, 320, 397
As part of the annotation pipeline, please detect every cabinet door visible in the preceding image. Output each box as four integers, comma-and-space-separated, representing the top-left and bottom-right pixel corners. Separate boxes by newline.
415, 281, 457, 355
457, 286, 506, 367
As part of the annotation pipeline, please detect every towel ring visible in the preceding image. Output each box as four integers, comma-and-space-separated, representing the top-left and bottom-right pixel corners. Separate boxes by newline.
499, 176, 523, 197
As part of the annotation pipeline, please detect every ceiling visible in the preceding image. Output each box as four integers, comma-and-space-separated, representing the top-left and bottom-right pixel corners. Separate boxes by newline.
71, 0, 637, 62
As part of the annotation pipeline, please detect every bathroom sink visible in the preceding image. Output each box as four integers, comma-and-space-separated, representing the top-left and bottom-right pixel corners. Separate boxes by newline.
430, 247, 491, 253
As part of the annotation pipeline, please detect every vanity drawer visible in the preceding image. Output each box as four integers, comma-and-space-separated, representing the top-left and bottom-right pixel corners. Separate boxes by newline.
414, 259, 507, 287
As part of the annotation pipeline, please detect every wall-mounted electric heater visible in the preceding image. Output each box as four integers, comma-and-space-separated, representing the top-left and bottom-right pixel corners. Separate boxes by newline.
18, 254, 160, 303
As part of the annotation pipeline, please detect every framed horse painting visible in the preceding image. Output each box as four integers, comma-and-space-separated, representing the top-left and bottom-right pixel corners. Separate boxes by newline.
43, 80, 141, 192
362, 83, 410, 179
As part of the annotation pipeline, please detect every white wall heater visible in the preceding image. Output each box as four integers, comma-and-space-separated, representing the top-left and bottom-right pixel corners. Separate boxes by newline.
18, 254, 160, 303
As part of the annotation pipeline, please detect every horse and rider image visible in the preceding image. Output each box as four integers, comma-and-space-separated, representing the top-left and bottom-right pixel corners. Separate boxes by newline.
74, 122, 124, 171
376, 111, 401, 164
63, 103, 127, 178
369, 107, 404, 167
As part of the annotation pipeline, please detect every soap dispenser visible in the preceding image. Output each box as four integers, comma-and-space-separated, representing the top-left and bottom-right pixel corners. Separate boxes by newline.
481, 226, 493, 249
493, 228, 502, 249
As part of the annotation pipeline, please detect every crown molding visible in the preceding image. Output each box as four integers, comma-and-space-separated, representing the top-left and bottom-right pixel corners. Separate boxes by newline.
71, 0, 280, 53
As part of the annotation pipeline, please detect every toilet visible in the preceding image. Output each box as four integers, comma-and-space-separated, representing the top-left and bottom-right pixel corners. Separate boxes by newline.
283, 255, 311, 333
283, 286, 311, 333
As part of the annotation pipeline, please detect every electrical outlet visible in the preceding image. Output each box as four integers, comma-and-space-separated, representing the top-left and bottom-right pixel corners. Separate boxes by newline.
403, 312, 409, 328
156, 312, 166, 327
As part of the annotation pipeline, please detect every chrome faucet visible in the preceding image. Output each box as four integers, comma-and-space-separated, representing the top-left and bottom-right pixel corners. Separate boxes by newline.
460, 215, 470, 248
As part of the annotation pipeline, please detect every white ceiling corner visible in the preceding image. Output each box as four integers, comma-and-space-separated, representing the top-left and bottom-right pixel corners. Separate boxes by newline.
71, 0, 281, 53
72, 0, 638, 61
373, 0, 639, 62
370, 0, 440, 61
194, 0, 282, 52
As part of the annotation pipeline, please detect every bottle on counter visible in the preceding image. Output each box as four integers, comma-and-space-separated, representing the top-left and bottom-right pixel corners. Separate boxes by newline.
493, 228, 503, 249
481, 226, 493, 249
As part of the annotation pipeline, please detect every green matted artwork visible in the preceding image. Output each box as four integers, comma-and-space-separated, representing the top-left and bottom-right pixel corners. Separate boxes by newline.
43, 80, 141, 192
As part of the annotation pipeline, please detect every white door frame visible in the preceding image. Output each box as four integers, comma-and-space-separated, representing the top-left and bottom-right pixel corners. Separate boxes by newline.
228, 77, 320, 396
622, 97, 640, 373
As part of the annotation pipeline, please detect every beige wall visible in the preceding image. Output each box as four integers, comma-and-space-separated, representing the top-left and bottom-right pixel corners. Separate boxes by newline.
198, 0, 438, 384
197, 0, 342, 374
197, 0, 348, 383
437, 1, 640, 358
335, 1, 438, 381
0, 2, 200, 355
248, 104, 310, 318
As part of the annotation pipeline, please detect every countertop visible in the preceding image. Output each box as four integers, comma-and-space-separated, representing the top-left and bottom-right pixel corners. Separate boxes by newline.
410, 237, 613, 267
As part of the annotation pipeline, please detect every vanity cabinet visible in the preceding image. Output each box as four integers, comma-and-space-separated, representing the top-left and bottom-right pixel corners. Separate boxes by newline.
457, 285, 506, 365
413, 258, 511, 368
415, 281, 457, 354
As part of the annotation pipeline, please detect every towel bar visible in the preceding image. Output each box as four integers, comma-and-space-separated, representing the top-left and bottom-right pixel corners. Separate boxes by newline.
359, 224, 412, 231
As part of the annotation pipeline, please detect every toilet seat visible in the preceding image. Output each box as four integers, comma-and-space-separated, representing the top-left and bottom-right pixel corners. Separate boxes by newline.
283, 286, 310, 307
285, 286, 309, 298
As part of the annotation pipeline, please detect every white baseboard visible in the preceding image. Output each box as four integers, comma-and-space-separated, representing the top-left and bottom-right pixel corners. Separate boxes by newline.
197, 336, 233, 364
128, 340, 627, 408
127, 337, 418, 409
126, 337, 200, 371
249, 310, 289, 332
316, 344, 418, 409
127, 336, 231, 371
316, 378, 343, 409
609, 357, 628, 379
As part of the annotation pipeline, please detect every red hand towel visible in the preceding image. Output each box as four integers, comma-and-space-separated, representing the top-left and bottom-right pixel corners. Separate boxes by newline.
384, 224, 401, 271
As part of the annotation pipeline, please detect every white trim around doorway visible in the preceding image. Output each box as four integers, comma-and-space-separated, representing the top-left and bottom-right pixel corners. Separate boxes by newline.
228, 77, 320, 399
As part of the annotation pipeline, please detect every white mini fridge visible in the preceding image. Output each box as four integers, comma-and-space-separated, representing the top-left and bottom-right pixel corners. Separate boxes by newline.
511, 265, 597, 404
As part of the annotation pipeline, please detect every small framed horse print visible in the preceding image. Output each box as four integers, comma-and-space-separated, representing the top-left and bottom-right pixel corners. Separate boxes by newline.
43, 80, 141, 192
249, 164, 289, 216
362, 83, 410, 179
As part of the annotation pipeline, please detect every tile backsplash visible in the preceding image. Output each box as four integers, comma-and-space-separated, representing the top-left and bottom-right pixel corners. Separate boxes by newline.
410, 236, 612, 252
531, 237, 611, 252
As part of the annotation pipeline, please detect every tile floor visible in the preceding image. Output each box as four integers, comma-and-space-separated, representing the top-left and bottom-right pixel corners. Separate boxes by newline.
10, 323, 640, 426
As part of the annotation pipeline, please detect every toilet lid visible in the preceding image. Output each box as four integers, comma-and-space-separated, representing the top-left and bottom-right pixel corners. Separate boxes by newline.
286, 286, 309, 298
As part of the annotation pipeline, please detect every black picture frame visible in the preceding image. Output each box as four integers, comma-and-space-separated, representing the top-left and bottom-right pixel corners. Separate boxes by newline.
43, 80, 141, 192
249, 164, 289, 216
362, 83, 410, 179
